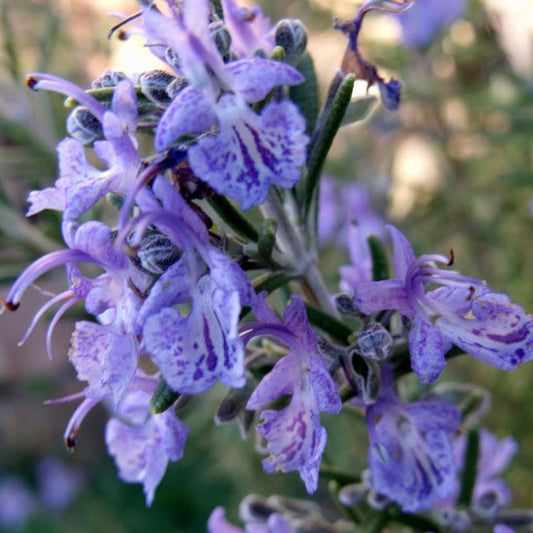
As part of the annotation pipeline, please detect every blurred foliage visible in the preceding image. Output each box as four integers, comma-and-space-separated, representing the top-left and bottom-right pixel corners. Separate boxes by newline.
0, 0, 532, 531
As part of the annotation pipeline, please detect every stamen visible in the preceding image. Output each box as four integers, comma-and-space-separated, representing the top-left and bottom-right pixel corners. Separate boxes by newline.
1, 299, 19, 312
25, 76, 39, 91
62, 397, 101, 452
447, 249, 455, 267
107, 10, 142, 40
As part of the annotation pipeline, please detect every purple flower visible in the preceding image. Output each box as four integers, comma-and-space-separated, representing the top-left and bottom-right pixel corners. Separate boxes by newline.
26, 75, 141, 224
4, 221, 146, 403
353, 225, 533, 382
142, 0, 308, 209
137, 177, 254, 394
395, 0, 466, 49
366, 367, 460, 512
105, 373, 188, 506
245, 296, 341, 493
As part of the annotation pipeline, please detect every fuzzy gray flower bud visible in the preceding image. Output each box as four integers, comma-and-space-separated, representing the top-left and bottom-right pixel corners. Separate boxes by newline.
358, 322, 393, 361
66, 106, 103, 144
275, 19, 308, 65
139, 69, 177, 106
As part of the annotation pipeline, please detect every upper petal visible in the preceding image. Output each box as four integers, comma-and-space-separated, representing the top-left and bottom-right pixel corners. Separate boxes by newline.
309, 355, 342, 414
246, 352, 299, 409
188, 96, 307, 209
353, 279, 412, 316
227, 59, 304, 102
155, 87, 216, 151
436, 291, 533, 370
387, 225, 416, 281
221, 0, 274, 58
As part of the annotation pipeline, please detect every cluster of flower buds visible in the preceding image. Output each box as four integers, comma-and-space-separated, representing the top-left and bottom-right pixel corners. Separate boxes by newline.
2, 0, 532, 530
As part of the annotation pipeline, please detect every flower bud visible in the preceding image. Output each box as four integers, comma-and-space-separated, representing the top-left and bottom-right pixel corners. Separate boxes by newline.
334, 294, 358, 315
91, 69, 127, 89
435, 509, 471, 532
131, 227, 183, 275
215, 376, 256, 424
164, 47, 181, 69
139, 69, 177, 107
166, 77, 188, 100
358, 322, 393, 360
338, 482, 367, 506
366, 489, 389, 510
471, 489, 503, 520
275, 19, 308, 65
66, 106, 103, 144
239, 494, 276, 522
209, 20, 232, 57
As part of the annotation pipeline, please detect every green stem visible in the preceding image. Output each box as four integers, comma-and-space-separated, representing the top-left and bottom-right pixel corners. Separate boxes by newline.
319, 464, 361, 485
305, 303, 352, 344
457, 428, 480, 507
387, 507, 442, 533
207, 195, 259, 242
260, 189, 337, 316
301, 72, 355, 221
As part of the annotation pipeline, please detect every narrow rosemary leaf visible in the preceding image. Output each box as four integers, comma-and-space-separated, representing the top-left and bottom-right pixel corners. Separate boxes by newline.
150, 379, 180, 414
457, 428, 480, 507
302, 73, 355, 220
290, 52, 319, 137
368, 235, 390, 281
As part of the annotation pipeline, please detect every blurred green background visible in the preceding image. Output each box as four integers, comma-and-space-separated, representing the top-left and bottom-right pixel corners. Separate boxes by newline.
0, 0, 532, 530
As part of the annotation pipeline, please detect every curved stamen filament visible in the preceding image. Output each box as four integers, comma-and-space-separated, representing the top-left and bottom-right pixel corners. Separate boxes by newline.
4, 250, 94, 308
62, 397, 101, 451
17, 289, 74, 348
46, 297, 82, 360
26, 73, 106, 122
240, 322, 298, 349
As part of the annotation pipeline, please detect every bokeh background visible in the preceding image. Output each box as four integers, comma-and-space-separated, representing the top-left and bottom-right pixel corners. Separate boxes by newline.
0, 0, 532, 530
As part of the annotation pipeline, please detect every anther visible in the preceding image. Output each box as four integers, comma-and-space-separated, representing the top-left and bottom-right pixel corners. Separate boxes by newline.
1, 299, 19, 312
25, 76, 39, 90
447, 248, 455, 267
107, 10, 142, 40
65, 433, 76, 452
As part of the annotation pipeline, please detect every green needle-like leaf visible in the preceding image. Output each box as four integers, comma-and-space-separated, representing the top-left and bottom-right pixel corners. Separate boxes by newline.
301, 73, 355, 221
457, 428, 480, 507
207, 195, 259, 242
150, 379, 181, 414
305, 303, 353, 344
368, 235, 390, 281
290, 52, 320, 137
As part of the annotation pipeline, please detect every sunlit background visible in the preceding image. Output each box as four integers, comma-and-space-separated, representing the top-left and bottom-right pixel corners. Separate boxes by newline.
1, 0, 533, 530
